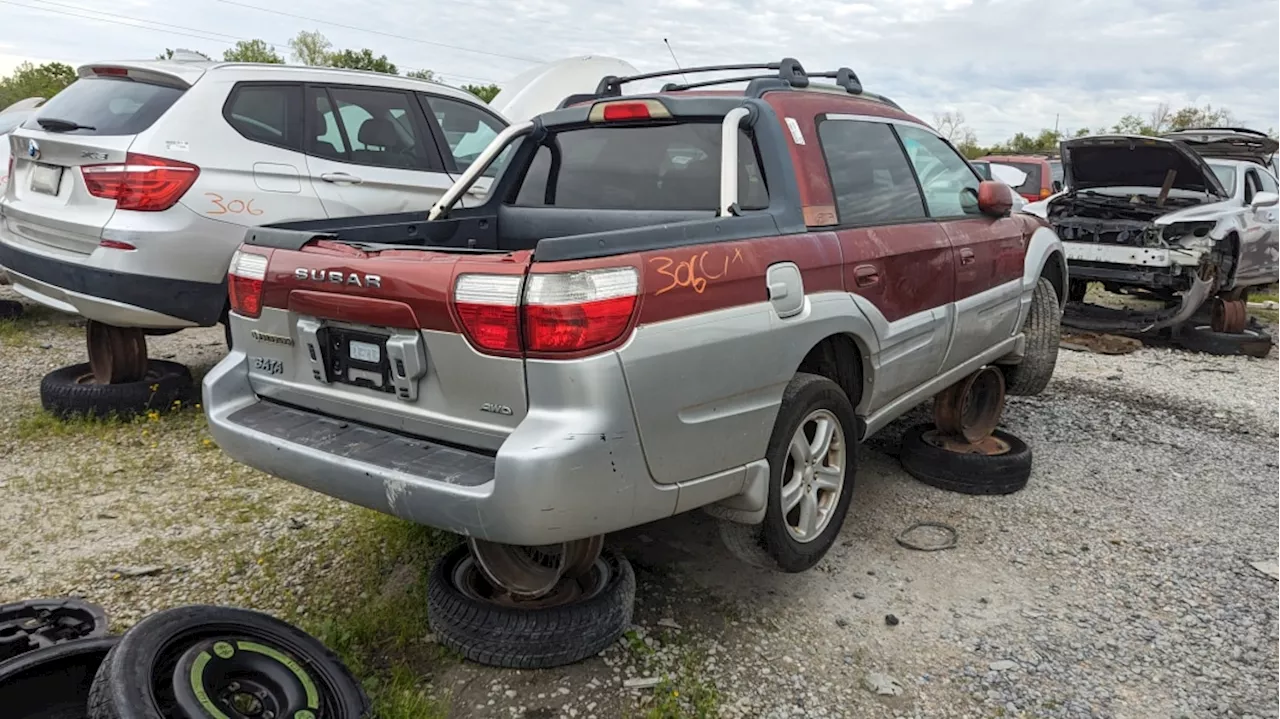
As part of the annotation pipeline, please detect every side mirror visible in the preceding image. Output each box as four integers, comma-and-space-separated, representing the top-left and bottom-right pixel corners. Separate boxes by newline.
1250, 191, 1279, 210
977, 180, 1013, 217
1052, 180, 1063, 193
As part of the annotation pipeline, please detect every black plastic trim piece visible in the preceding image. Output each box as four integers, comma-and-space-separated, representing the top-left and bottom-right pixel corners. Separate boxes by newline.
0, 243, 227, 326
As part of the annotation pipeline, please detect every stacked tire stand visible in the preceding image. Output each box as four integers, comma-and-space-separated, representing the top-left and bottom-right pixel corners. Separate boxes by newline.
899, 365, 1035, 496
1, 599, 369, 719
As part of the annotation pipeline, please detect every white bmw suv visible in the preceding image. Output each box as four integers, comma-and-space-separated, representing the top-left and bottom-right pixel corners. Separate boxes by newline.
0, 58, 514, 333
0, 54, 632, 416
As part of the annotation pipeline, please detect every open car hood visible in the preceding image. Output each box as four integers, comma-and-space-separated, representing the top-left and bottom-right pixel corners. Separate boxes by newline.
1060, 135, 1227, 197
489, 55, 640, 123
1159, 127, 1279, 166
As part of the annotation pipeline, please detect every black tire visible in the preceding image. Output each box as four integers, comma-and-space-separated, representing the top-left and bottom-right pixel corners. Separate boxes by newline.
1002, 276, 1061, 396
87, 605, 368, 719
427, 544, 635, 669
40, 360, 194, 420
0, 597, 109, 664
0, 636, 119, 719
1179, 324, 1274, 359
0, 299, 23, 320
899, 423, 1032, 496
717, 372, 858, 573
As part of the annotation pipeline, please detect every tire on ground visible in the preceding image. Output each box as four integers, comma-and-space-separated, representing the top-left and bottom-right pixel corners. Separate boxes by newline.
717, 372, 858, 573
427, 544, 635, 669
87, 605, 368, 719
0, 636, 119, 719
39, 360, 194, 420
899, 423, 1032, 496
1179, 324, 1273, 359
1002, 276, 1061, 396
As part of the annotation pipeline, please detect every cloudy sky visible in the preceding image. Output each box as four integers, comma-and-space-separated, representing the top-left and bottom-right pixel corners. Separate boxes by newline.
2, 0, 1277, 143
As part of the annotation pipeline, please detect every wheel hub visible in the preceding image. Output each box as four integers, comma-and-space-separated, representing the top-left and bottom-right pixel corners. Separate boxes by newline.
467, 535, 604, 600
933, 365, 1006, 444
171, 638, 320, 719
781, 408, 846, 544
1209, 297, 1248, 334
453, 554, 610, 609
86, 320, 148, 384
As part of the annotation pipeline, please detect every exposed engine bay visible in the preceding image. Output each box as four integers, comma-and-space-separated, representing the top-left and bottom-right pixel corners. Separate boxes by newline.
1048, 191, 1209, 248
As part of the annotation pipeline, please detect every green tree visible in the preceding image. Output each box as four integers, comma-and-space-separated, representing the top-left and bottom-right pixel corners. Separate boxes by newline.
224, 39, 284, 64
462, 83, 501, 103
329, 49, 397, 74
1167, 103, 1234, 131
289, 30, 332, 66
0, 62, 76, 110
1111, 113, 1153, 135
406, 69, 437, 82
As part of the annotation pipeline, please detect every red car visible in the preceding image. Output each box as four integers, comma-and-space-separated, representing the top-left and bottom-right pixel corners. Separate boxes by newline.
975, 154, 1057, 202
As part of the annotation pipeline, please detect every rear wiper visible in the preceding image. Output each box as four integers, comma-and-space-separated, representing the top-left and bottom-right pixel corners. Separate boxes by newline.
36, 117, 96, 132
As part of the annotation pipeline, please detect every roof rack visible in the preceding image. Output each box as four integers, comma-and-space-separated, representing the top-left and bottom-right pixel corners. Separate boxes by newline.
561, 57, 902, 111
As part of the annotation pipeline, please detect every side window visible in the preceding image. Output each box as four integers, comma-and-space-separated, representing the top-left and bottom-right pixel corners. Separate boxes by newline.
1244, 170, 1264, 203
321, 87, 437, 171
421, 95, 507, 175
1258, 169, 1278, 194
224, 84, 302, 151
815, 119, 926, 227
895, 125, 982, 218
307, 87, 345, 159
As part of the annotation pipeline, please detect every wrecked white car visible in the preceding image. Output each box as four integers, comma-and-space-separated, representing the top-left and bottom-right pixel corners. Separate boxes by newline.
1025, 132, 1278, 341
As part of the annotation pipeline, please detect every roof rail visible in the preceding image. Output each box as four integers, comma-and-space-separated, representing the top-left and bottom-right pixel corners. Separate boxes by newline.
558, 57, 902, 111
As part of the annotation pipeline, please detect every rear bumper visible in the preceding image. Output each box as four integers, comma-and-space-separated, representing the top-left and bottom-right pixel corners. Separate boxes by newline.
0, 240, 226, 328
203, 351, 754, 545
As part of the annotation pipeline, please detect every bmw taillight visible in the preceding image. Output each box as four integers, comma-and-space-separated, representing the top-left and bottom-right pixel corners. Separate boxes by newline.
228, 249, 269, 318
453, 267, 640, 358
81, 152, 199, 211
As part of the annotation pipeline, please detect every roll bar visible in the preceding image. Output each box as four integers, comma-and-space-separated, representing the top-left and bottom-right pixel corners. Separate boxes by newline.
427, 120, 535, 221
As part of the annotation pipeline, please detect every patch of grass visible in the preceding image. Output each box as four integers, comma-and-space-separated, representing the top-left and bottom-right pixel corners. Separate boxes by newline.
1248, 307, 1278, 324
12, 398, 207, 443
300, 513, 460, 719
0, 304, 81, 347
1251, 284, 1279, 304
639, 649, 721, 719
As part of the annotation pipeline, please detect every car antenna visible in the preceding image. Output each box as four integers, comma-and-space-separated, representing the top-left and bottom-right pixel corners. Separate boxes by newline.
663, 38, 690, 85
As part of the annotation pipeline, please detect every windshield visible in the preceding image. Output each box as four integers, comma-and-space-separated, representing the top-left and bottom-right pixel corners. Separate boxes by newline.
1209, 163, 1236, 196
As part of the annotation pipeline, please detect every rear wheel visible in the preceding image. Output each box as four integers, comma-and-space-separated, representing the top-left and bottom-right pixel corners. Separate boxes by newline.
1003, 276, 1061, 396
718, 373, 857, 573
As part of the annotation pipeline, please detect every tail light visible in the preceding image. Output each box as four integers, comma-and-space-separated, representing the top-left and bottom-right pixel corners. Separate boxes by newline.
524, 269, 638, 353
81, 153, 199, 211
1039, 187, 1051, 199
454, 274, 523, 354
453, 267, 640, 357
228, 249, 269, 318
589, 99, 671, 123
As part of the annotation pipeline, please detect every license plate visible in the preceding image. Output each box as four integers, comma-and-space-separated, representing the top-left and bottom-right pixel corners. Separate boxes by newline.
349, 340, 381, 363
29, 164, 62, 195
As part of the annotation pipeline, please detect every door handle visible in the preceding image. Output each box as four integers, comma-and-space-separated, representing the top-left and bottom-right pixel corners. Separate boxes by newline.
853, 264, 880, 288
959, 248, 976, 266
321, 172, 362, 184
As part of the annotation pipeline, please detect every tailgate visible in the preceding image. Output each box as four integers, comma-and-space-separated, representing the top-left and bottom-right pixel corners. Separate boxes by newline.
234, 240, 532, 452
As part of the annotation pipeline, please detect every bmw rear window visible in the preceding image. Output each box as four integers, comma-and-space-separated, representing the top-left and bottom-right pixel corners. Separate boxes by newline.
24, 77, 183, 136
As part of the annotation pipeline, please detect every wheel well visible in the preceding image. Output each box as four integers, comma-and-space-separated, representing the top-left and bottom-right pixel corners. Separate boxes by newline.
797, 334, 864, 409
1041, 251, 1066, 305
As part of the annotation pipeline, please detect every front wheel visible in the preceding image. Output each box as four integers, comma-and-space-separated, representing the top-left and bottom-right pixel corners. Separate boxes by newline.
718, 373, 858, 573
1002, 276, 1061, 396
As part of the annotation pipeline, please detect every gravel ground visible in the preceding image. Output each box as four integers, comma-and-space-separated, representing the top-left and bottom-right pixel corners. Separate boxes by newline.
1, 289, 1276, 719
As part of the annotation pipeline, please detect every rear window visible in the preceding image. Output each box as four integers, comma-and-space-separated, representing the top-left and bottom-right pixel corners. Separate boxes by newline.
990, 161, 1042, 194
514, 123, 769, 211
25, 77, 183, 136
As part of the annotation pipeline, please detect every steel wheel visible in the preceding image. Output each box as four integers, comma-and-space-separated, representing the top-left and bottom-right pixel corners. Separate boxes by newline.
933, 365, 1006, 443
86, 320, 147, 385
780, 408, 847, 544
467, 536, 604, 599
